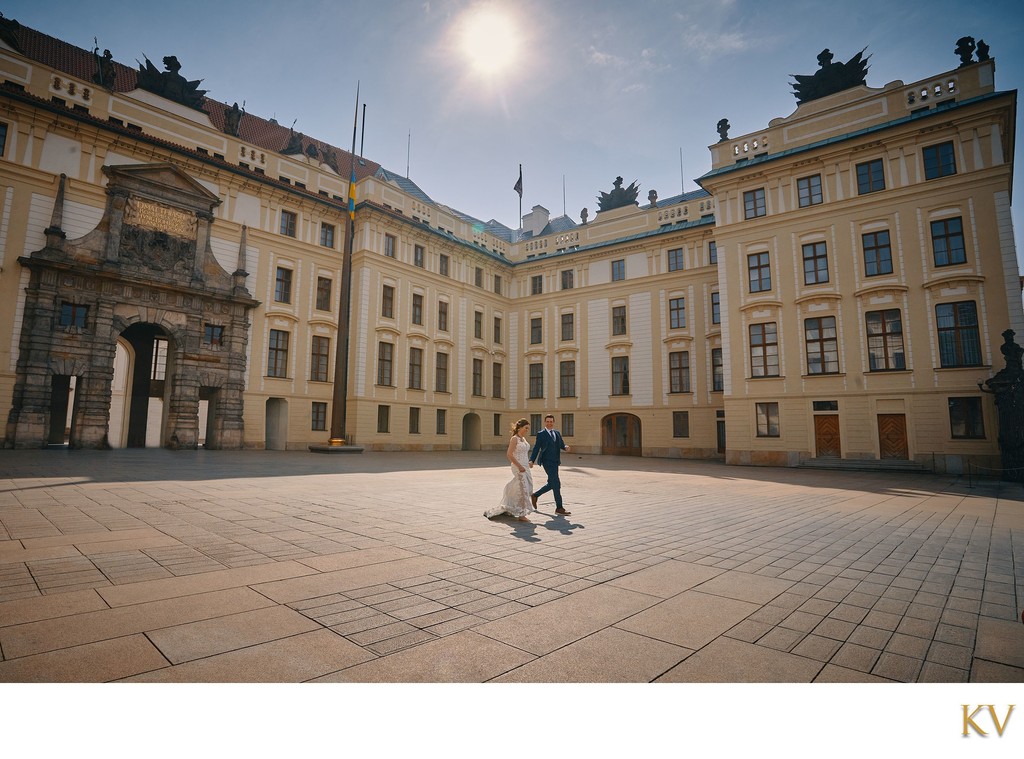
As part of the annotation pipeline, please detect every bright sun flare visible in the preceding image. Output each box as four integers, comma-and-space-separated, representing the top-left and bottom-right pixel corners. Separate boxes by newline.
459, 6, 520, 79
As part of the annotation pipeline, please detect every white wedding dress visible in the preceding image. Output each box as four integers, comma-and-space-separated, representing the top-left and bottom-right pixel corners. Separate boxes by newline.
484, 436, 535, 519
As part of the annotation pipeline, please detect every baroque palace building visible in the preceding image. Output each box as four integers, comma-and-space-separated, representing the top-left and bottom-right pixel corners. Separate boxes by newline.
0, 17, 1020, 474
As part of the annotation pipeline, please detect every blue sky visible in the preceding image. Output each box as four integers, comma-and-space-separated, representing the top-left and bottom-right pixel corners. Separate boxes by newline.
5, 0, 1023, 257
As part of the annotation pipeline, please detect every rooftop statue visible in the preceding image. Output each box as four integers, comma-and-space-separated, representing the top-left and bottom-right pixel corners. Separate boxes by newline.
716, 118, 730, 142
92, 46, 116, 89
597, 176, 640, 212
136, 55, 207, 110
790, 48, 869, 104
223, 102, 242, 136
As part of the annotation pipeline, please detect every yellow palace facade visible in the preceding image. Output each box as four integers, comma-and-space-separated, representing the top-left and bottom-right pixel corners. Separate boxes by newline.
0, 18, 1019, 475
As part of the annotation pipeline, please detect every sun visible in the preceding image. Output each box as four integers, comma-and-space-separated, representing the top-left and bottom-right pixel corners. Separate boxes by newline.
458, 5, 521, 79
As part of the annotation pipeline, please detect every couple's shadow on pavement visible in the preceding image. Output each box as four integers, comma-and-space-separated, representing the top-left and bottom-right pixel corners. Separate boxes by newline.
507, 512, 584, 542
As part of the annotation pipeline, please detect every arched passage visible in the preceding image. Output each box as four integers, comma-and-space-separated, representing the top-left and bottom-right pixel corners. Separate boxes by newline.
601, 413, 642, 456
461, 412, 481, 451
119, 323, 173, 448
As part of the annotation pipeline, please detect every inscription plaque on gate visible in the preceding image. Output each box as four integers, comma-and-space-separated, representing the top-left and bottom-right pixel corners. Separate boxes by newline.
125, 197, 197, 238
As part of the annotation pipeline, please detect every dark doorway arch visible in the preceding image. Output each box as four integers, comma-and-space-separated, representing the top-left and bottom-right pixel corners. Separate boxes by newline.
461, 412, 482, 451
120, 322, 173, 448
601, 413, 642, 456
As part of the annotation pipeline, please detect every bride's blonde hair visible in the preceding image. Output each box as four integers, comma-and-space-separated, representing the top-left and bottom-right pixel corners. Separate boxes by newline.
510, 418, 529, 435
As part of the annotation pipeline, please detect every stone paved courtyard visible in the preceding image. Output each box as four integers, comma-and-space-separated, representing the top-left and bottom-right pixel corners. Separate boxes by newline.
0, 448, 1022, 683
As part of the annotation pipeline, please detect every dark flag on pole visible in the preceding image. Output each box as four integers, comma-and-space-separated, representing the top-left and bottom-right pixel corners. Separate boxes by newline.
513, 164, 523, 198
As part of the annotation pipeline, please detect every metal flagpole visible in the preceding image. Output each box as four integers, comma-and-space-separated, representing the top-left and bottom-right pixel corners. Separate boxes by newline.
321, 82, 361, 450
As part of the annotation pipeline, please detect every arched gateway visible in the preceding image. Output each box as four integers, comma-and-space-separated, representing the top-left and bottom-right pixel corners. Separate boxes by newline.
5, 164, 258, 449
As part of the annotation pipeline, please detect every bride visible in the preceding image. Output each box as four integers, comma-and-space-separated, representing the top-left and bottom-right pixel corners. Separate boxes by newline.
484, 418, 536, 522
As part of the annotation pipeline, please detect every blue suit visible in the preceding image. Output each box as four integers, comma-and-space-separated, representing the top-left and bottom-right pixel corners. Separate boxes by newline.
530, 427, 567, 509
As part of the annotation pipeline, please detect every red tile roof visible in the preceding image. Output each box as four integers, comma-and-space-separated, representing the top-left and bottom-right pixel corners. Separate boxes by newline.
7, 19, 380, 182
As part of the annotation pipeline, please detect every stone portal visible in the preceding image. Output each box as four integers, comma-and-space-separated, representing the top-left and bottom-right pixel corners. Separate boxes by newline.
5, 164, 258, 449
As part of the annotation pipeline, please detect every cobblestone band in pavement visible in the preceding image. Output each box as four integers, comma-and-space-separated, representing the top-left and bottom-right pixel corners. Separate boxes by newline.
0, 449, 1021, 683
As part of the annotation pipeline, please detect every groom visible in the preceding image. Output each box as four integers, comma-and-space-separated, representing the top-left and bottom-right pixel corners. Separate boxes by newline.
529, 414, 571, 515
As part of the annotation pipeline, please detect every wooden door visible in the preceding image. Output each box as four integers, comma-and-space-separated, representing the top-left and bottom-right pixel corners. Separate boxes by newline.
814, 414, 841, 458
877, 414, 909, 460
601, 414, 642, 456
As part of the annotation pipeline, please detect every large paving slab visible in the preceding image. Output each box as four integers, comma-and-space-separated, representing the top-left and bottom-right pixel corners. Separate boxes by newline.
314, 630, 534, 682
493, 627, 693, 682
122, 629, 375, 682
473, 584, 661, 656
614, 590, 760, 649
655, 636, 824, 682
0, 634, 168, 682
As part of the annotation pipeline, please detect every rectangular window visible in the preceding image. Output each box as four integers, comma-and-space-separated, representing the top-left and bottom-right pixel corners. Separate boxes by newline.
805, 317, 839, 374
438, 301, 449, 332
612, 305, 627, 335
414, 244, 425, 268
531, 317, 543, 344
711, 292, 721, 325
936, 301, 982, 367
384, 233, 396, 258
280, 210, 297, 237
673, 411, 690, 438
612, 259, 625, 281
797, 174, 823, 207
151, 339, 167, 381
856, 158, 885, 194
468, 358, 483, 397
474, 311, 483, 339
58, 302, 88, 329
529, 363, 544, 399
866, 309, 906, 371
559, 360, 576, 398
0, 123, 7, 157
435, 352, 449, 392
475, 267, 483, 287
749, 323, 779, 377
436, 409, 447, 435
493, 413, 502, 437
862, 231, 893, 276
712, 348, 724, 391
612, 356, 630, 395
377, 405, 390, 433
669, 297, 686, 329
561, 414, 575, 437
669, 351, 690, 393
408, 347, 423, 389
748, 252, 771, 293
274, 267, 292, 303
316, 277, 332, 311
756, 402, 780, 437
311, 336, 330, 382
561, 312, 574, 341
931, 217, 966, 266
948, 397, 984, 439
708, 241, 717, 265
377, 342, 393, 386
492, 362, 503, 398
743, 188, 766, 219
531, 274, 543, 295
381, 284, 394, 318
203, 324, 224, 346
409, 407, 420, 434
668, 248, 684, 272
267, 329, 289, 377
493, 274, 502, 294
802, 241, 829, 285
561, 269, 574, 290
924, 141, 957, 180
311, 402, 327, 431
319, 222, 335, 248
439, 253, 449, 276
412, 293, 423, 325
493, 316, 502, 344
